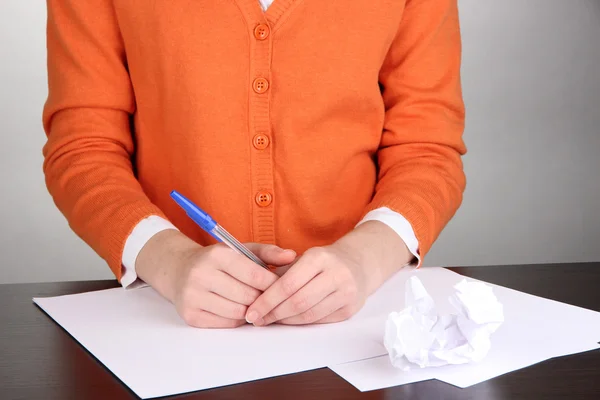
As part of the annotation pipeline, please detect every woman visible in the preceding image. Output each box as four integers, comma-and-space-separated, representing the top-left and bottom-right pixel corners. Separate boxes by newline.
42, 0, 466, 328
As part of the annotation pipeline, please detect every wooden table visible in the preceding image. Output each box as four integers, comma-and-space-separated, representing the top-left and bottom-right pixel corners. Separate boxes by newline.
1, 263, 599, 399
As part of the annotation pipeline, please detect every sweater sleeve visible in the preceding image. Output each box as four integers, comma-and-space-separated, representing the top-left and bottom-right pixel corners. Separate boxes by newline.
364, 0, 467, 259
42, 0, 168, 279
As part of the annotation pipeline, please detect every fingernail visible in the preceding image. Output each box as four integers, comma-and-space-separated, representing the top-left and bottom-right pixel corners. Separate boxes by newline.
253, 317, 265, 327
283, 249, 295, 254
246, 311, 258, 324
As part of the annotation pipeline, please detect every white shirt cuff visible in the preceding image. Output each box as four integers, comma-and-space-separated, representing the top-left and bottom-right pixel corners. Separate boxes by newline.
121, 216, 179, 289
357, 207, 421, 268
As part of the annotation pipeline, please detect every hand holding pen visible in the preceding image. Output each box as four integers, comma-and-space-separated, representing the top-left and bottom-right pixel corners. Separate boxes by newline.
133, 191, 296, 329
170, 191, 271, 269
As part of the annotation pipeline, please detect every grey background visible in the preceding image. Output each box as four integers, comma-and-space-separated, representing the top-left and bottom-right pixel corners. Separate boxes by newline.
0, 0, 598, 284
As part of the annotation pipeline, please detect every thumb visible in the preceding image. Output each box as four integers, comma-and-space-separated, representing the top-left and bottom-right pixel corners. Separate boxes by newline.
245, 243, 297, 266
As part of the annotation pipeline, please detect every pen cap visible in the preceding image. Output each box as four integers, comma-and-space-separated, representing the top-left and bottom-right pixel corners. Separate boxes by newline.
170, 191, 217, 231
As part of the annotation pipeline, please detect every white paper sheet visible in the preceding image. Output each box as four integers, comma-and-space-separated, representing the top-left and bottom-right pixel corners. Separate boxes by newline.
33, 265, 417, 399
329, 268, 600, 391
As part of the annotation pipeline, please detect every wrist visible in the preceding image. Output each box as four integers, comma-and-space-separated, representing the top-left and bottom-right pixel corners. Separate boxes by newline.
135, 229, 200, 302
334, 220, 411, 295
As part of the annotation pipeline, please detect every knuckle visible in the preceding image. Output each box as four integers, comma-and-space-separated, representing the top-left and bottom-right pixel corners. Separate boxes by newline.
241, 288, 258, 305
231, 319, 246, 328
266, 310, 279, 322
281, 279, 297, 297
256, 244, 274, 256
232, 304, 248, 320
248, 267, 265, 287
301, 307, 316, 323
271, 305, 287, 321
291, 296, 308, 313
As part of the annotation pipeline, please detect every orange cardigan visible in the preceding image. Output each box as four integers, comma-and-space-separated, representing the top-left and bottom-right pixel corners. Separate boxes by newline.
42, 0, 466, 279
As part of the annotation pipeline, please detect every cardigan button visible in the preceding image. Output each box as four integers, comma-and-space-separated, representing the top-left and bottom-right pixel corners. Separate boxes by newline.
255, 191, 273, 207
254, 24, 270, 40
253, 78, 269, 94
253, 134, 270, 150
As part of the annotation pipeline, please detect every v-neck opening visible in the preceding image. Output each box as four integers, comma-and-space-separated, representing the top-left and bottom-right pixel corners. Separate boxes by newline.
235, 0, 299, 28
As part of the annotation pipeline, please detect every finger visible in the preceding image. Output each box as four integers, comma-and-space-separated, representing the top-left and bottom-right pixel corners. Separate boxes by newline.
207, 270, 261, 305
313, 305, 357, 324
196, 291, 248, 320
220, 254, 280, 292
245, 259, 322, 325
260, 273, 334, 326
245, 243, 297, 267
178, 308, 246, 329
276, 291, 345, 325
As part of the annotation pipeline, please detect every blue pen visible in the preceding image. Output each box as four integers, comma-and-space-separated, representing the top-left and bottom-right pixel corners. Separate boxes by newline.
170, 190, 269, 269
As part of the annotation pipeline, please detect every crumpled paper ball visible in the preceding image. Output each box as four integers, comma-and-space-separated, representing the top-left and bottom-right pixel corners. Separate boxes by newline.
384, 276, 504, 370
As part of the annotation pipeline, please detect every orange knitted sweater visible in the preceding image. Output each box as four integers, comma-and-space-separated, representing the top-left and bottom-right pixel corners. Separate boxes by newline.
42, 0, 466, 279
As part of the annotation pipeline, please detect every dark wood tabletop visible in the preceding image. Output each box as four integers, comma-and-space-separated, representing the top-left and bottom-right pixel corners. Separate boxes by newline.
1, 262, 599, 400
